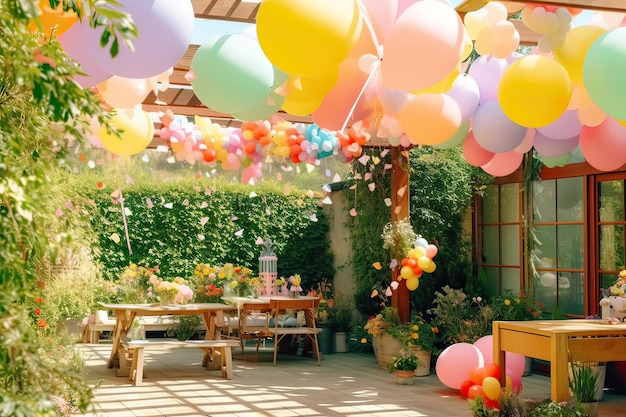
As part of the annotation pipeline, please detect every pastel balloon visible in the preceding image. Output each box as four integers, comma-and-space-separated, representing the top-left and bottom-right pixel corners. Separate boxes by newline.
481, 150, 524, 177
536, 109, 582, 140
472, 100, 528, 153
397, 94, 462, 146
533, 132, 579, 158
463, 130, 495, 167
583, 27, 626, 121
59, 23, 112, 87
514, 128, 536, 153
432, 120, 470, 150
553, 25, 606, 85
359, 0, 397, 48
99, 109, 154, 156
473, 335, 526, 378
498, 55, 572, 128
91, 0, 194, 78
406, 276, 419, 291
445, 74, 480, 121
381, 1, 464, 92
191, 34, 275, 114
436, 343, 485, 390
426, 244, 438, 258
579, 117, 626, 171
97, 76, 152, 109
256, 0, 362, 76
468, 55, 510, 104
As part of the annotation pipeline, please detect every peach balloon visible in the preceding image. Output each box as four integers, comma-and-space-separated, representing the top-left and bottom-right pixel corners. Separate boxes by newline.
397, 94, 462, 146
463, 130, 495, 167
579, 117, 626, 171
481, 150, 524, 177
97, 76, 152, 109
381, 1, 464, 92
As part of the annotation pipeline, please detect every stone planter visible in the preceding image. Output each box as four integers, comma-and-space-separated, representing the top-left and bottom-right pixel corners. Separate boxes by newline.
373, 334, 403, 370
580, 402, 599, 417
408, 346, 431, 376
395, 369, 415, 385
569, 362, 607, 402
317, 323, 333, 355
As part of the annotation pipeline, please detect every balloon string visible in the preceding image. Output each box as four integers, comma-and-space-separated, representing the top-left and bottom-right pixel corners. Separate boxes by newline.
118, 189, 133, 256
356, 0, 383, 57
340, 59, 381, 133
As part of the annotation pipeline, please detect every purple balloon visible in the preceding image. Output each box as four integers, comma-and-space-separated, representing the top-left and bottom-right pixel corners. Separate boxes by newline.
75, 0, 195, 79
534, 131, 579, 158
468, 55, 510, 104
59, 23, 112, 87
536, 109, 583, 140
472, 100, 528, 153
446, 74, 480, 121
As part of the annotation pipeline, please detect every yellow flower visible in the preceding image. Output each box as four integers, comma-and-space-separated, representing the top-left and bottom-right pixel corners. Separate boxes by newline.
231, 281, 238, 288
411, 333, 419, 340
361, 338, 368, 344
504, 299, 511, 306
411, 325, 419, 331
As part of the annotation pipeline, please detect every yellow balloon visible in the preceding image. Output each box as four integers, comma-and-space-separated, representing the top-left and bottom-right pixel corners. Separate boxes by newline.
413, 246, 427, 258
99, 109, 153, 156
618, 119, 626, 128
423, 261, 437, 274
553, 25, 606, 86
256, 0, 362, 76
406, 276, 419, 291
498, 55, 572, 128
400, 265, 415, 280
417, 256, 432, 270
482, 376, 502, 400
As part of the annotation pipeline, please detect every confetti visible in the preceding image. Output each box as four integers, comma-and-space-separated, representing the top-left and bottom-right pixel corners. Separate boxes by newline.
123, 207, 132, 216
354, 173, 362, 180
55, 209, 63, 216
87, 161, 96, 169
381, 149, 389, 157
200, 202, 208, 208
385, 286, 393, 297
364, 173, 372, 181
146, 198, 153, 209
372, 262, 382, 270
255, 237, 264, 245
64, 200, 72, 208
389, 259, 398, 269
183, 199, 189, 206
368, 183, 376, 191
205, 188, 211, 195
358, 154, 370, 165
234, 229, 244, 237
198, 234, 205, 241
371, 156, 380, 165
231, 216, 238, 221
384, 163, 392, 170
390, 281, 400, 290
397, 186, 407, 198
384, 198, 392, 207
126, 176, 134, 184
110, 233, 120, 243
164, 203, 173, 209
200, 217, 209, 226
349, 208, 357, 217
249, 192, 257, 198
370, 289, 379, 298
322, 196, 333, 205
321, 184, 332, 193
310, 213, 318, 222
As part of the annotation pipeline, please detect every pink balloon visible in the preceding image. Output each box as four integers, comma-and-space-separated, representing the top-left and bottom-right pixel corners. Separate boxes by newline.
436, 343, 485, 390
580, 117, 626, 171
382, 1, 464, 92
537, 109, 583, 140
360, 0, 397, 47
59, 23, 111, 87
473, 100, 528, 153
514, 128, 536, 153
463, 130, 495, 167
481, 150, 524, 177
445, 74, 480, 121
474, 335, 527, 379
426, 244, 438, 258
533, 131, 579, 158
468, 56, 510, 104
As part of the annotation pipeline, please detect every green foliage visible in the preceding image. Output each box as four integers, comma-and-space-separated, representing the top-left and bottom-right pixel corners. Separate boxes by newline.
389, 349, 418, 372
74, 175, 334, 291
345, 147, 492, 319
490, 289, 544, 321
166, 315, 203, 341
569, 363, 598, 403
329, 291, 355, 332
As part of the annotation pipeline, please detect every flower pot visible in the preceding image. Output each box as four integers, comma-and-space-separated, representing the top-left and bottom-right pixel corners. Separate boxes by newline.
373, 334, 403, 370
408, 346, 431, 376
579, 402, 599, 417
335, 331, 347, 353
317, 323, 333, 355
395, 369, 415, 385
569, 362, 606, 401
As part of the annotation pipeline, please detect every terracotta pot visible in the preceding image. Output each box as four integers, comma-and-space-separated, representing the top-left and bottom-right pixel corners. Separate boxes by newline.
395, 369, 415, 385
372, 334, 403, 370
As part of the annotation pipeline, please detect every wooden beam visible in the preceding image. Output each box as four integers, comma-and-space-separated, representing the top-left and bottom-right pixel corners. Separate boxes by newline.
456, 0, 626, 13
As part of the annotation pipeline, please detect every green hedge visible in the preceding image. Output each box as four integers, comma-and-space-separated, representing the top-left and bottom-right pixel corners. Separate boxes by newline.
77, 178, 335, 290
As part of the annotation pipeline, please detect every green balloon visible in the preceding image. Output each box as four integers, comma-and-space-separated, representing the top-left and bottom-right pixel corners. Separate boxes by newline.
433, 120, 470, 150
583, 27, 626, 121
191, 34, 274, 114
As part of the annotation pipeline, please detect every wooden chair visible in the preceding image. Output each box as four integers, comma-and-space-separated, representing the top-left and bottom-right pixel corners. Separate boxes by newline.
238, 303, 273, 355
267, 298, 322, 366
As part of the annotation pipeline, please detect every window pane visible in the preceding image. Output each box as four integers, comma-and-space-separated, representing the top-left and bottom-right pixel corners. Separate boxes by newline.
501, 183, 519, 223
533, 180, 556, 223
483, 226, 499, 264
599, 180, 624, 222
484, 266, 500, 297
501, 225, 520, 266
501, 267, 520, 292
558, 272, 584, 316
599, 225, 625, 270
557, 225, 583, 269
557, 177, 583, 221
532, 225, 556, 270
482, 185, 499, 223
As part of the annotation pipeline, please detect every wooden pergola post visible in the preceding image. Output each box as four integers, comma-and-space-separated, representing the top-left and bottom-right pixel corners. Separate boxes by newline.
390, 147, 411, 323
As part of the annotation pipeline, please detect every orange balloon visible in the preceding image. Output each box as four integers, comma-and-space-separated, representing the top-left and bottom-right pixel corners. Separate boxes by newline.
30, 0, 78, 36
397, 94, 462, 145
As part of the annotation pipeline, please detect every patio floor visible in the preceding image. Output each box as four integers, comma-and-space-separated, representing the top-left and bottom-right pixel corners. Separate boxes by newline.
77, 343, 626, 417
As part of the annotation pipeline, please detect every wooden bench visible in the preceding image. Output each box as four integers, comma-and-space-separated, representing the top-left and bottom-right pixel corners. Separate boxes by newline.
86, 316, 206, 344
121, 339, 240, 386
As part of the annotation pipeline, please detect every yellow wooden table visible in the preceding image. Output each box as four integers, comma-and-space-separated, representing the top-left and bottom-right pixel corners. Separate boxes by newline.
493, 320, 626, 402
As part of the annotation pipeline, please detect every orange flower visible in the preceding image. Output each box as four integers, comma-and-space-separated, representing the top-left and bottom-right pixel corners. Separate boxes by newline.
36, 281, 45, 288
34, 297, 44, 304
37, 318, 47, 328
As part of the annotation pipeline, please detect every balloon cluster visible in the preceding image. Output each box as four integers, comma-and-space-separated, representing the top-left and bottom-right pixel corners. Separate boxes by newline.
436, 335, 526, 410
398, 237, 438, 292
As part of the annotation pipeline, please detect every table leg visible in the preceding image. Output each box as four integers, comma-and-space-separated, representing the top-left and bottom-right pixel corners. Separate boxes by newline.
551, 333, 569, 402
107, 313, 125, 368
492, 322, 507, 387
202, 312, 221, 370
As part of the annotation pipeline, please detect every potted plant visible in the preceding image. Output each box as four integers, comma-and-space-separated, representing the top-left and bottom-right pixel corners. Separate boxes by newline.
329, 291, 354, 353
390, 312, 438, 376
389, 349, 419, 385
569, 361, 599, 417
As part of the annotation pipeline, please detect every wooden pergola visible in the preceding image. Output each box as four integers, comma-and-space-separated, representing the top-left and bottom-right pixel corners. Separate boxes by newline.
144, 0, 626, 322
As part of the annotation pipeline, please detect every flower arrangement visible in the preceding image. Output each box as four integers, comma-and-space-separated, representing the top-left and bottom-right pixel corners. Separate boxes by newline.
308, 279, 333, 323
608, 270, 626, 296
287, 274, 303, 293
190, 263, 226, 303
149, 275, 193, 305
222, 263, 257, 297
490, 289, 544, 321
114, 263, 160, 303
364, 306, 401, 338
389, 312, 439, 354
389, 349, 419, 372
